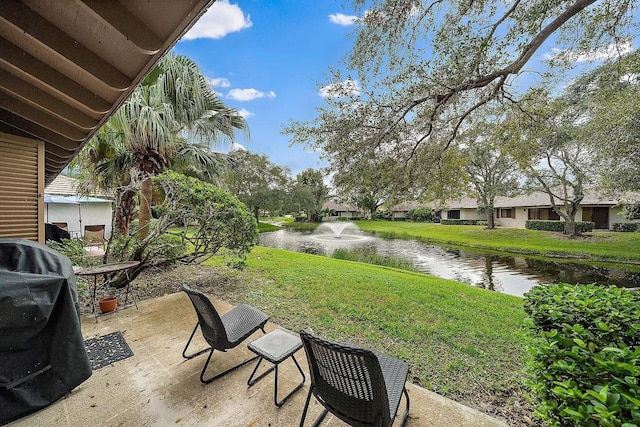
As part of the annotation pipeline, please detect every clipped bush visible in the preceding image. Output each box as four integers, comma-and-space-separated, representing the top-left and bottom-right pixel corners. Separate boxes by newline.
526, 220, 595, 233
612, 223, 639, 232
523, 283, 640, 426
440, 219, 481, 225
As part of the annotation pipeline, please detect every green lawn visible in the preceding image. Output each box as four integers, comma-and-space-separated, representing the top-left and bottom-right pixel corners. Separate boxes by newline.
204, 246, 528, 421
354, 220, 640, 264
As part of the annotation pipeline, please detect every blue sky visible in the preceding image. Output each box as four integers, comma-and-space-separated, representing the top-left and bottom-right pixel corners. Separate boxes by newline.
174, 0, 359, 177
173, 1, 637, 178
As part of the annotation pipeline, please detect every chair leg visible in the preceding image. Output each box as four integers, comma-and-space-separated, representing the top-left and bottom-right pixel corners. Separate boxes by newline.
299, 385, 329, 427
274, 355, 306, 407
182, 323, 211, 360
399, 386, 410, 427
299, 386, 314, 427
200, 347, 260, 384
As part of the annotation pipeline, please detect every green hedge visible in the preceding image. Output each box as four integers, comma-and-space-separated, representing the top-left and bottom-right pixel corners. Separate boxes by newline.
526, 220, 595, 233
523, 284, 640, 426
612, 223, 639, 232
440, 219, 481, 225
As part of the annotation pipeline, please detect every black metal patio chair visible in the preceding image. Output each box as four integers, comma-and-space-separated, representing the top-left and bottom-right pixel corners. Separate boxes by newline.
299, 331, 410, 427
182, 284, 269, 383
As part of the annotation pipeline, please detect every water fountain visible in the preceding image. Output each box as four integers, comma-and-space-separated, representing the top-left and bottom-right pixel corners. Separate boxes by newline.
310, 222, 369, 241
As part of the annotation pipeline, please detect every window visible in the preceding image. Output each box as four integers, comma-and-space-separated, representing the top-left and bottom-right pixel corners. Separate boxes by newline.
528, 208, 560, 221
447, 210, 460, 219
498, 208, 515, 219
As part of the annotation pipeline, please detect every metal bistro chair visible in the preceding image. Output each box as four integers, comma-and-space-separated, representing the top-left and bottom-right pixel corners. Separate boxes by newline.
182, 284, 269, 383
299, 331, 410, 427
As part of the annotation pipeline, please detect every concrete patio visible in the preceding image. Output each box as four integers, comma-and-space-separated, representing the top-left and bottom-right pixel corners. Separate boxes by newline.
10, 292, 507, 427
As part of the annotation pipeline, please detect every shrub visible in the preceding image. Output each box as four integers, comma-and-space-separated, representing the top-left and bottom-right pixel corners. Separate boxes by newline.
523, 283, 640, 426
612, 223, 639, 232
47, 238, 94, 267
372, 210, 391, 220
407, 207, 434, 222
440, 219, 481, 225
526, 220, 595, 233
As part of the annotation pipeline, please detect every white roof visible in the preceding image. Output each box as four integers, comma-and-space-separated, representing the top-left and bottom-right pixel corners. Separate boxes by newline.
44, 195, 111, 204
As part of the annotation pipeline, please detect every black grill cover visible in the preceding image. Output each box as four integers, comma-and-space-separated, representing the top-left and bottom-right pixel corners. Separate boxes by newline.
0, 239, 92, 425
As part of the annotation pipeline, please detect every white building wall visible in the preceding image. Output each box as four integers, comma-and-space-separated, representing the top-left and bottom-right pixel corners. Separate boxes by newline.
46, 202, 112, 239
459, 209, 483, 220
609, 206, 630, 227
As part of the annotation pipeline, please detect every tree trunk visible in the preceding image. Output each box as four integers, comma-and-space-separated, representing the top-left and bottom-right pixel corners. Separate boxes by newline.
115, 188, 137, 237
487, 209, 495, 229
138, 177, 152, 239
253, 206, 260, 221
563, 203, 579, 236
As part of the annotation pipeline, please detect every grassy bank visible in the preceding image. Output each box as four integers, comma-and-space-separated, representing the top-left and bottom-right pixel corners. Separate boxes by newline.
203, 246, 528, 422
354, 220, 640, 264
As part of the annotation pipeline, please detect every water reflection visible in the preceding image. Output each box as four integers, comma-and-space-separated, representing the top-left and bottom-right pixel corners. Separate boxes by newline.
257, 227, 640, 297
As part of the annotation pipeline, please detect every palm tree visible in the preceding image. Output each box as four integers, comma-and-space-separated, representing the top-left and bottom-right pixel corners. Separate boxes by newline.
113, 53, 247, 239
73, 124, 138, 237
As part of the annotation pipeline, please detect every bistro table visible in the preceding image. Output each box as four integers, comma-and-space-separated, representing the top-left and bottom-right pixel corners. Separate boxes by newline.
76, 261, 140, 322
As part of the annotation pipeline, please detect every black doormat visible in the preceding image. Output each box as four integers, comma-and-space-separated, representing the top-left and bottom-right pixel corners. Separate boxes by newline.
84, 331, 134, 370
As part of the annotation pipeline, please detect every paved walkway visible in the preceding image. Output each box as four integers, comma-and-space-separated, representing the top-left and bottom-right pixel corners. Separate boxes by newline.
11, 292, 508, 426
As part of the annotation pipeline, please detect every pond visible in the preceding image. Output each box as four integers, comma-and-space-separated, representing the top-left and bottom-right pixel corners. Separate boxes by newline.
258, 222, 640, 297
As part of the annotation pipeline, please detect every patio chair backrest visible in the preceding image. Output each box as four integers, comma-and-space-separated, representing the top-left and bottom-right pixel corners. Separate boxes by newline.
300, 331, 391, 427
182, 285, 229, 349
84, 224, 105, 245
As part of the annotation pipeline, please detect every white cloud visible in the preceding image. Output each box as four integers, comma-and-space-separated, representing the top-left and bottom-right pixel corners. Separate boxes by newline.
237, 108, 254, 118
544, 41, 633, 63
227, 88, 276, 101
319, 79, 361, 98
329, 13, 359, 26
620, 73, 640, 84
182, 0, 252, 40
230, 142, 246, 152
207, 77, 231, 88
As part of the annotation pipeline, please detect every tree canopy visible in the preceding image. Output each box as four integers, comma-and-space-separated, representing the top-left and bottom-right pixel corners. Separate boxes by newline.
285, 0, 637, 200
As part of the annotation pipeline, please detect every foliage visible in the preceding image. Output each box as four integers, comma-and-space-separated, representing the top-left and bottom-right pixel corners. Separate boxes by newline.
570, 50, 640, 195
283, 221, 319, 232
440, 219, 481, 226
112, 52, 247, 239
523, 283, 640, 426
623, 204, 640, 221
332, 247, 417, 271
46, 239, 95, 268
457, 114, 520, 229
406, 207, 434, 222
506, 88, 595, 237
612, 223, 639, 233
107, 233, 186, 264
295, 168, 330, 222
331, 157, 392, 215
285, 0, 635, 206
372, 210, 392, 220
153, 171, 257, 264
526, 220, 594, 233
222, 150, 291, 219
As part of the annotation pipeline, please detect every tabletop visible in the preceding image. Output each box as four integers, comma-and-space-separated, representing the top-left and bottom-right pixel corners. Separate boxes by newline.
76, 261, 140, 276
